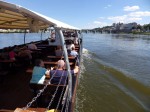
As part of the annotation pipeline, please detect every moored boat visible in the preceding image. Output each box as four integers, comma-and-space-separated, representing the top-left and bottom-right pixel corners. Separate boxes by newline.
0, 1, 82, 112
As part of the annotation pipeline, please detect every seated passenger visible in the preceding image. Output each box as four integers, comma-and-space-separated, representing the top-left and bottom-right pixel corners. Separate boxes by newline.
30, 59, 49, 83
50, 30, 56, 42
13, 45, 20, 54
55, 46, 63, 56
49, 60, 79, 85
74, 36, 78, 45
70, 47, 78, 57
18, 46, 32, 59
66, 40, 75, 55
0, 48, 9, 60
9, 48, 17, 60
28, 42, 37, 50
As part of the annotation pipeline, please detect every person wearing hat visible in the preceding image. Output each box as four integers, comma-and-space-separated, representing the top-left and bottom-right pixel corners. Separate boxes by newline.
49, 60, 79, 85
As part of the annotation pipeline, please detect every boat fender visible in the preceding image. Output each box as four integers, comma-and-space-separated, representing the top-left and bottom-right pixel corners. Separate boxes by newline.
47, 109, 60, 112
14, 108, 36, 112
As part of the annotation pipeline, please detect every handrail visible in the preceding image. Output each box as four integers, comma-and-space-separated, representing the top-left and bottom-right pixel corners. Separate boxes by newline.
56, 27, 72, 101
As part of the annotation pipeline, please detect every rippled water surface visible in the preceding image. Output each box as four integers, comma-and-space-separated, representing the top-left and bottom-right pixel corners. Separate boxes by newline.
75, 33, 150, 112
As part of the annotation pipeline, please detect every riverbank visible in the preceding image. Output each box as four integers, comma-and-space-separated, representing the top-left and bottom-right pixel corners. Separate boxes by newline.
116, 32, 150, 35
131, 32, 150, 35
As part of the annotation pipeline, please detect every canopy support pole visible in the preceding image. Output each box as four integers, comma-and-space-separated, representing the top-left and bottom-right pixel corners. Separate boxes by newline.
24, 30, 26, 44
56, 27, 72, 100
40, 30, 43, 41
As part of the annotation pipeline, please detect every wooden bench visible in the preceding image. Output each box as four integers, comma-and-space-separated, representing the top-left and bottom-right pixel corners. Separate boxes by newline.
14, 108, 49, 112
0, 109, 14, 112
29, 83, 66, 109
43, 61, 73, 65
47, 56, 75, 59
0, 60, 15, 63
26, 68, 33, 75
37, 46, 47, 49
30, 49, 42, 51
0, 60, 16, 68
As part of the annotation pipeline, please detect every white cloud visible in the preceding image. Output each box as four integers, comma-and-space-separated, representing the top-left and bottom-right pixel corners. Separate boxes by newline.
94, 21, 102, 24
129, 11, 150, 17
128, 17, 142, 21
93, 21, 108, 26
104, 4, 112, 9
82, 21, 109, 29
107, 10, 150, 23
108, 15, 127, 22
99, 17, 105, 19
124, 6, 140, 11
107, 5, 112, 7
82, 7, 150, 28
108, 15, 142, 23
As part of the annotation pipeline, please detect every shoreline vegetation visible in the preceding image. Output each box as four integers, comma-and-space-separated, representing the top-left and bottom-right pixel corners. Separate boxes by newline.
131, 32, 150, 35
115, 32, 150, 35
82, 22, 150, 35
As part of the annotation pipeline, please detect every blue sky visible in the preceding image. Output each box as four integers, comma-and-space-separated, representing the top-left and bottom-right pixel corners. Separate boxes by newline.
4, 0, 150, 29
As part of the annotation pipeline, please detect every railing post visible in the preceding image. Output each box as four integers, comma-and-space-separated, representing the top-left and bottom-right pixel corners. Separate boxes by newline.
55, 27, 72, 100
24, 30, 26, 44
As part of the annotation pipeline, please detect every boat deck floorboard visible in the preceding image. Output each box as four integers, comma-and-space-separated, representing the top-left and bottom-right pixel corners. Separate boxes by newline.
0, 68, 33, 110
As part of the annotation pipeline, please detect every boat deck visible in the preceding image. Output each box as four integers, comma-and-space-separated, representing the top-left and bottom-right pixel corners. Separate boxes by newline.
0, 67, 33, 110
0, 41, 80, 111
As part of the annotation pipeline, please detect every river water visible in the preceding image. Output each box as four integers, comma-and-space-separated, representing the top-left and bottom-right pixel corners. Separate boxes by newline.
75, 33, 150, 112
0, 33, 150, 112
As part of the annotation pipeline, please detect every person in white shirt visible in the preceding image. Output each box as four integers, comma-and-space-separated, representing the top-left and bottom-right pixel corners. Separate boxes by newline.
66, 40, 75, 54
70, 47, 78, 57
70, 47, 79, 65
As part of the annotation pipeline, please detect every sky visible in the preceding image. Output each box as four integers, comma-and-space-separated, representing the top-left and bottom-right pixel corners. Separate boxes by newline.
3, 0, 150, 29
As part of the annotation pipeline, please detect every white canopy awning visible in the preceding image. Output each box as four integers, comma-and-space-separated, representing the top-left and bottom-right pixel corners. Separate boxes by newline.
0, 0, 79, 31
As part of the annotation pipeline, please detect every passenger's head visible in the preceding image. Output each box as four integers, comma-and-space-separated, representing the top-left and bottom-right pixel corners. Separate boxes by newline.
72, 47, 75, 50
51, 30, 55, 34
22, 46, 27, 50
35, 59, 44, 67
57, 60, 65, 68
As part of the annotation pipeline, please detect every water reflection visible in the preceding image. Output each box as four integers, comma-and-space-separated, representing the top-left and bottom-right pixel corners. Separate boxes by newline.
111, 34, 150, 42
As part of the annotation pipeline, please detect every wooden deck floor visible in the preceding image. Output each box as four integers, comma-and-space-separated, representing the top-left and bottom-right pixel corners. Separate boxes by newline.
0, 67, 33, 110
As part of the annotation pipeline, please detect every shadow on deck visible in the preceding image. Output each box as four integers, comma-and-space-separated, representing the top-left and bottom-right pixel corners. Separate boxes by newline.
0, 68, 33, 110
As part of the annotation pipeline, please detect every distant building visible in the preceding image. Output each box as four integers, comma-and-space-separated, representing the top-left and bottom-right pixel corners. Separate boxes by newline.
112, 22, 138, 33
112, 23, 123, 30
120, 22, 137, 30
